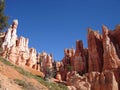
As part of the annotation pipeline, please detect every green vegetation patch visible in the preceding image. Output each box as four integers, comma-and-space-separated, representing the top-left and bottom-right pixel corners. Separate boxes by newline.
14, 79, 40, 90
0, 56, 68, 90
14, 79, 28, 88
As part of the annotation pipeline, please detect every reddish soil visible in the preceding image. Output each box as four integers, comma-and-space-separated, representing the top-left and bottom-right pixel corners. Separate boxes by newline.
0, 61, 48, 90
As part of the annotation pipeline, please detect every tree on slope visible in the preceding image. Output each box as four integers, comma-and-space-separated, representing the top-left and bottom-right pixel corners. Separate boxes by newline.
0, 0, 9, 31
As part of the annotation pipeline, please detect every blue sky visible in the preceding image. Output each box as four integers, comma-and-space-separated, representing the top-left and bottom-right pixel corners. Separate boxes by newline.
5, 0, 120, 60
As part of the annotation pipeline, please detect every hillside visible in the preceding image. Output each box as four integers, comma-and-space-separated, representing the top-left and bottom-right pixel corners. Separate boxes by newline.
0, 57, 67, 90
0, 57, 48, 90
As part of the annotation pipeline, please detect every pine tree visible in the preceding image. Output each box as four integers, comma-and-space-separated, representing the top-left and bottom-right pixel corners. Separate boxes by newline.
0, 0, 9, 31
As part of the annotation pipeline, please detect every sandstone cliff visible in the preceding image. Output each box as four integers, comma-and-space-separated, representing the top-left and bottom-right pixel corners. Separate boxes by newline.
1, 20, 53, 76
1, 20, 120, 90
58, 25, 120, 90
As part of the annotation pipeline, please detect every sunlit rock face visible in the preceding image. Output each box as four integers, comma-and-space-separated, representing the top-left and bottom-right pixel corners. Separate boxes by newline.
59, 48, 75, 80
37, 52, 53, 74
66, 71, 118, 90
102, 25, 120, 70
71, 40, 88, 73
17, 36, 29, 53
26, 48, 37, 68
88, 28, 103, 72
58, 25, 120, 89
2, 19, 18, 50
66, 71, 91, 90
1, 20, 120, 89
102, 26, 118, 70
59, 41, 88, 80
1, 19, 19, 61
1, 20, 37, 69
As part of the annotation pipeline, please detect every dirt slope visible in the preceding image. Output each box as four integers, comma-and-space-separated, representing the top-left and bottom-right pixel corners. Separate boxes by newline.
0, 61, 48, 90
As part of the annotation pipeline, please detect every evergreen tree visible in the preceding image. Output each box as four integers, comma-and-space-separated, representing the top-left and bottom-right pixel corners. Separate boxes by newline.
0, 0, 9, 31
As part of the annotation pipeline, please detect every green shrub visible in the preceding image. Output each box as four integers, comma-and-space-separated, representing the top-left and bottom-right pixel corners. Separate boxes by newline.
14, 79, 27, 88
14, 79, 39, 90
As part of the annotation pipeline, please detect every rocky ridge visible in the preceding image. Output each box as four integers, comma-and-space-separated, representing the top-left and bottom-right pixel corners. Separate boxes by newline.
1, 20, 120, 90
1, 20, 53, 75
56, 25, 120, 90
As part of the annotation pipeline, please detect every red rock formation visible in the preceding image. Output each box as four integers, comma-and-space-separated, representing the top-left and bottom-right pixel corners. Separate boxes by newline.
59, 48, 75, 80
102, 25, 119, 70
26, 48, 37, 68
71, 40, 88, 73
66, 71, 91, 90
17, 36, 29, 53
16, 37, 29, 65
56, 62, 62, 71
37, 52, 53, 74
60, 41, 88, 80
62, 48, 75, 66
8, 45, 19, 64
1, 20, 120, 90
59, 25, 120, 89
66, 71, 118, 90
87, 71, 118, 90
55, 72, 62, 81
88, 28, 103, 72
1, 20, 39, 70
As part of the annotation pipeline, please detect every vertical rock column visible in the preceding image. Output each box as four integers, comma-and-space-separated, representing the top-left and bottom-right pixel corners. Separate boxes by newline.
71, 40, 87, 73
88, 28, 103, 72
102, 25, 118, 70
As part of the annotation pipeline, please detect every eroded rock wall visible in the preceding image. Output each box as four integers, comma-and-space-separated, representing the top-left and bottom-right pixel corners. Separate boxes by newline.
1, 20, 53, 74
59, 25, 120, 89
1, 20, 120, 90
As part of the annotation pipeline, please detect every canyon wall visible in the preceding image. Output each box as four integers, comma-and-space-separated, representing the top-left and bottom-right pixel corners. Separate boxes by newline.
1, 19, 120, 90
58, 25, 120, 90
